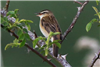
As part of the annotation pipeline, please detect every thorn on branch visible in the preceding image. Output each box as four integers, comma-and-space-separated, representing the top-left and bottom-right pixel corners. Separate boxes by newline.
95, 53, 98, 58
77, 7, 81, 11
61, 54, 68, 60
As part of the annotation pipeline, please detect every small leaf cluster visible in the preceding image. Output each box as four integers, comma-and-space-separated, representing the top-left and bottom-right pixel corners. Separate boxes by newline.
86, 18, 97, 32
5, 39, 20, 50
1, 16, 9, 26
86, 5, 100, 32
1, 9, 33, 49
33, 32, 61, 56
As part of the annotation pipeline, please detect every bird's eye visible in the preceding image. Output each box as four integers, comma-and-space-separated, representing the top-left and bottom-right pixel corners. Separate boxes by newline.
42, 12, 46, 14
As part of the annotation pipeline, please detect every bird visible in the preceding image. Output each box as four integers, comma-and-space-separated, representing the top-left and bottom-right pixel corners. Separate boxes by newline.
36, 9, 62, 57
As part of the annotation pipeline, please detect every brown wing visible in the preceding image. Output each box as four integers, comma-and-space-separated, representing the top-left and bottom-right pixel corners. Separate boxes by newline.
41, 15, 61, 34
41, 15, 62, 41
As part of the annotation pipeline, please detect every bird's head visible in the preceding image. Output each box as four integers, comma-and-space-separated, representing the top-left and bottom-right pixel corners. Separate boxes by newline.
36, 9, 53, 19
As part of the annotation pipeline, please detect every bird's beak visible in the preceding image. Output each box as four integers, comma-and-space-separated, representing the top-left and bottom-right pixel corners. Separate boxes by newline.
35, 13, 41, 16
35, 13, 39, 16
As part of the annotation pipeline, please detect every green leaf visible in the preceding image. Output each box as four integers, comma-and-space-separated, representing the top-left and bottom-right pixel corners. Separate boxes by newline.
20, 39, 26, 47
8, 23, 12, 29
49, 32, 60, 37
86, 18, 98, 32
13, 39, 19, 43
94, 12, 100, 16
32, 36, 46, 48
15, 18, 19, 23
3, 22, 9, 26
19, 19, 26, 23
5, 43, 13, 50
25, 33, 30, 40
26, 20, 33, 23
50, 40, 61, 48
7, 11, 15, 16
18, 34, 25, 40
19, 19, 33, 23
49, 40, 61, 47
16, 24, 22, 29
23, 28, 28, 33
96, 0, 99, 5
14, 9, 19, 14
54, 42, 61, 48
53, 32, 60, 36
26, 23, 31, 30
91, 18, 98, 23
92, 6, 100, 19
32, 38, 39, 49
5, 42, 20, 50
6, 9, 18, 18
38, 36, 46, 40
17, 29, 23, 36
39, 45, 46, 50
5, 38, 20, 50
1, 17, 4, 23
86, 22, 92, 32
3, 17, 8, 22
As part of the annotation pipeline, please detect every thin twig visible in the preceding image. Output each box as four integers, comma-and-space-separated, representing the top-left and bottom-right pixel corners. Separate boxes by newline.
1, 24, 18, 39
5, 0, 10, 11
89, 49, 100, 67
61, 1, 89, 43
25, 44, 56, 67
74, 0, 83, 5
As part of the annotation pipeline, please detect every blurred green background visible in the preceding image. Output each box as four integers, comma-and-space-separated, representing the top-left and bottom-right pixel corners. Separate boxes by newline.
1, 1, 100, 67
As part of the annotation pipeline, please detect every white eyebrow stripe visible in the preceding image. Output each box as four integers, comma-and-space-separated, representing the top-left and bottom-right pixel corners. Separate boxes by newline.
41, 11, 49, 13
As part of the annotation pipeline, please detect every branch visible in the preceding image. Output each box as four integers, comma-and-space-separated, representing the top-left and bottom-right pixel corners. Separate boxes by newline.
25, 44, 56, 67
61, 1, 89, 43
74, 0, 83, 5
5, 0, 10, 11
1, 24, 18, 39
1, 24, 56, 67
89, 49, 100, 67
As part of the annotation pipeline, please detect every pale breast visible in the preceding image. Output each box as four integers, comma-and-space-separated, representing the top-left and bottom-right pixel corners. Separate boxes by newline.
39, 21, 49, 38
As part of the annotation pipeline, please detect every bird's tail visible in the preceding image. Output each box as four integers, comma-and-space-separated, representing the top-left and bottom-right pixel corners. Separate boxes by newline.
52, 34, 61, 57
53, 44, 58, 57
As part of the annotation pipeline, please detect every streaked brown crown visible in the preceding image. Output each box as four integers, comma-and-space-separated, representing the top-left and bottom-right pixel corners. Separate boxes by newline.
37, 9, 53, 16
